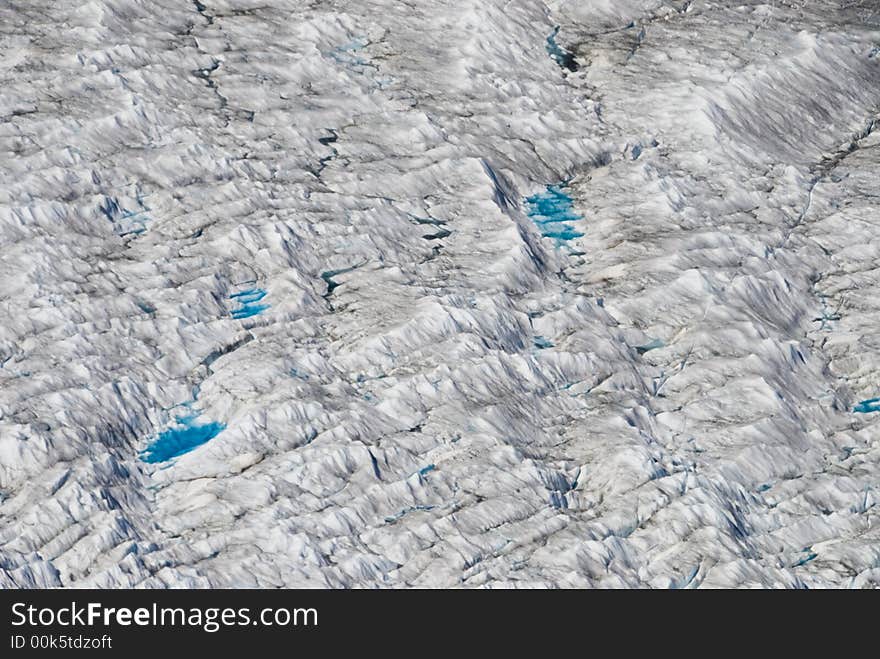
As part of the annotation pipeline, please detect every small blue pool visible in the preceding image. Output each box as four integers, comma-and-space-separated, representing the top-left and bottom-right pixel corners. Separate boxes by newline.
546, 27, 578, 72
229, 287, 270, 319
853, 397, 880, 414
140, 412, 226, 463
525, 185, 584, 244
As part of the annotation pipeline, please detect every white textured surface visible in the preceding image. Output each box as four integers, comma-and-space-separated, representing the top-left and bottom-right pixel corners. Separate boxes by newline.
1, 0, 879, 588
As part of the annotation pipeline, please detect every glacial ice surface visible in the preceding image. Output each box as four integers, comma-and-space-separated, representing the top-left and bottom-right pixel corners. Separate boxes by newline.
1, 0, 880, 588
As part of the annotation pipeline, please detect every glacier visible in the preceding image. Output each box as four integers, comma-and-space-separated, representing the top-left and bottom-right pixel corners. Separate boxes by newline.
0, 0, 879, 589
